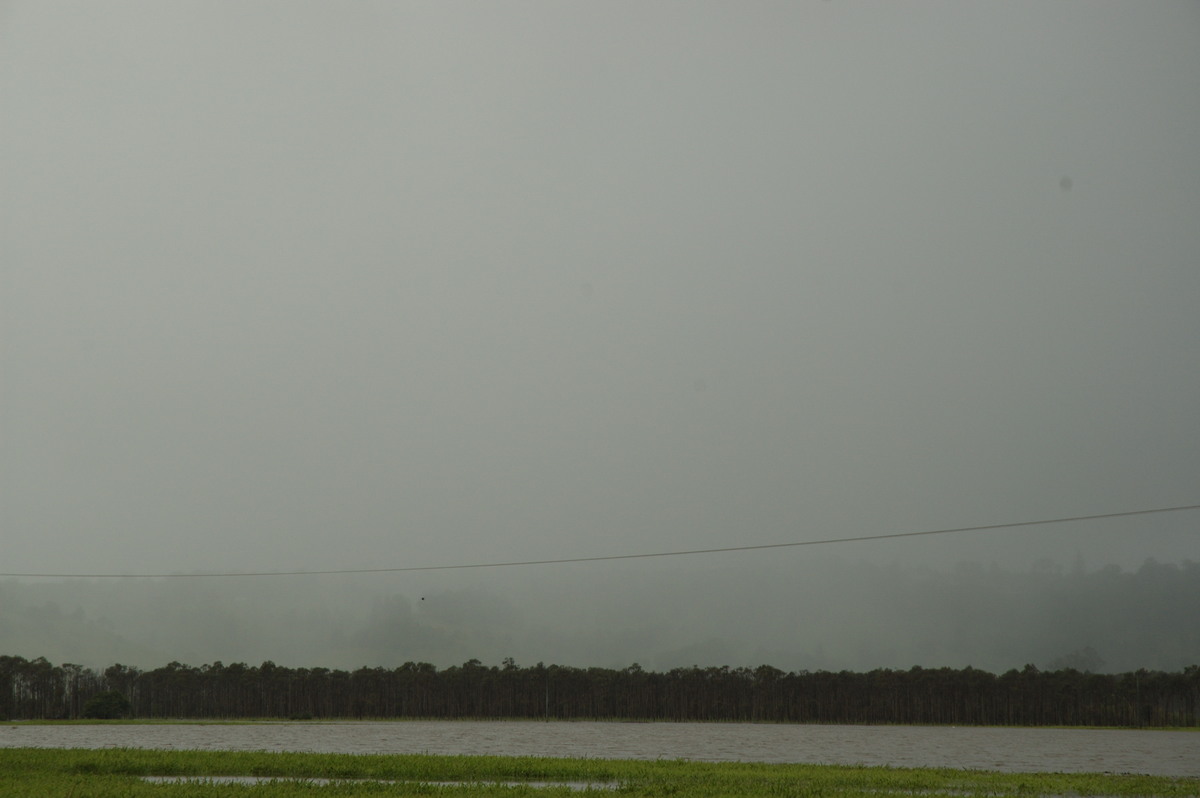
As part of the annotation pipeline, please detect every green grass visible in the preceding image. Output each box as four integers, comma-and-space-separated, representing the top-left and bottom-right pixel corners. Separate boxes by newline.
1, 748, 1197, 797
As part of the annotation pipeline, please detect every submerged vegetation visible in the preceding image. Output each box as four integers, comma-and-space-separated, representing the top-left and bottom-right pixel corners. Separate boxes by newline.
3, 655, 1199, 726
2, 748, 1198, 798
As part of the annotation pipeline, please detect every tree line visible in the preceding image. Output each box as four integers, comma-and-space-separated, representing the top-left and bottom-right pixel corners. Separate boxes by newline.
3, 654, 1197, 726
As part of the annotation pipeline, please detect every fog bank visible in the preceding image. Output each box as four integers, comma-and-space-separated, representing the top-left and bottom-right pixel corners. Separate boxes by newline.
4, 556, 1196, 675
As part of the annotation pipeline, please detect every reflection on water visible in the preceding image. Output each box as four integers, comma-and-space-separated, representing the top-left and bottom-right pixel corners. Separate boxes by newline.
3, 721, 1197, 777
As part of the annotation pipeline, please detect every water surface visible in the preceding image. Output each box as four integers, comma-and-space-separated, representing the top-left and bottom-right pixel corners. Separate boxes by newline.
2, 721, 1195, 777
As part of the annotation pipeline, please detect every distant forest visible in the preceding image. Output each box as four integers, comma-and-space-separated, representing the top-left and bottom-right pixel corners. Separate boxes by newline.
4, 559, 1199, 675
3, 655, 1197, 727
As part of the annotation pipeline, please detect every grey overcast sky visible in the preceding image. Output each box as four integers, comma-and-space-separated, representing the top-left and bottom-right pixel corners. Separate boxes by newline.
2, 0, 1198, 585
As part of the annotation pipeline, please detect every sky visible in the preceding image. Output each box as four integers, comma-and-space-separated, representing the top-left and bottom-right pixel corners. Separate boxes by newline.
1, 2, 1198, 671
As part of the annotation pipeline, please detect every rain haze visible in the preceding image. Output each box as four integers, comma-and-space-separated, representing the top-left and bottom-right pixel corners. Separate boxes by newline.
2, 2, 1198, 675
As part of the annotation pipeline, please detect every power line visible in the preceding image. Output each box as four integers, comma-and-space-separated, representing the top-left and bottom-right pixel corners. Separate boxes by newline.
3, 503, 1197, 580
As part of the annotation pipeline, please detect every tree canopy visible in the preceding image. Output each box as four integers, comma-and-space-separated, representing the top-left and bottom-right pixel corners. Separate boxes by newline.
2, 654, 1197, 726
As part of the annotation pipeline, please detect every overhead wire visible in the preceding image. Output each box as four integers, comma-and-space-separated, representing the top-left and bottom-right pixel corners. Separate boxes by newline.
2, 503, 1196, 579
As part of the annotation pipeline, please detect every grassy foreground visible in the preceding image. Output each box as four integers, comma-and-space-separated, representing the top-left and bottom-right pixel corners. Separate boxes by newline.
3, 749, 1199, 797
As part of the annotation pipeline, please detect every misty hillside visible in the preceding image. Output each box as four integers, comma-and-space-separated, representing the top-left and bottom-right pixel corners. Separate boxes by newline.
2, 557, 1196, 675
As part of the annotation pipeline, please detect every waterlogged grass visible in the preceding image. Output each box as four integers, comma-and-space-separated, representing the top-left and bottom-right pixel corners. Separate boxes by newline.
1, 748, 1197, 797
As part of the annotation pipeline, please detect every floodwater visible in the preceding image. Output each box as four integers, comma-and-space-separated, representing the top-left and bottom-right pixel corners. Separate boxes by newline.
2, 721, 1197, 777
143, 776, 616, 791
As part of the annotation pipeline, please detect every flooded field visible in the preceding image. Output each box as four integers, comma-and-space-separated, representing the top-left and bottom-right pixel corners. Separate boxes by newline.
2, 721, 1196, 777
